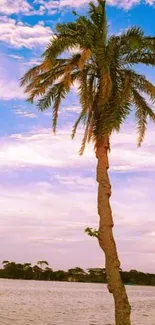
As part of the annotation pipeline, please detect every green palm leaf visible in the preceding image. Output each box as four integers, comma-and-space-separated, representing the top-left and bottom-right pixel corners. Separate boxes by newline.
20, 0, 155, 150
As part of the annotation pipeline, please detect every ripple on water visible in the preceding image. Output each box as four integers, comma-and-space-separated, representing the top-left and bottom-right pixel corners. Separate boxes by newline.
0, 280, 155, 325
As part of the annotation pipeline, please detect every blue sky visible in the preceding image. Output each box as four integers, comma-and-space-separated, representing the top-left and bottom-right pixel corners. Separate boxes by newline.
0, 0, 155, 272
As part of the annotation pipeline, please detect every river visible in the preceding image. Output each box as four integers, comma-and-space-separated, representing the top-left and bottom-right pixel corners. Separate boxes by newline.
0, 279, 155, 324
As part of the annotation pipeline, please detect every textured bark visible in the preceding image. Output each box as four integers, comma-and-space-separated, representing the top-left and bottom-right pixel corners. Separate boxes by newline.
96, 136, 131, 325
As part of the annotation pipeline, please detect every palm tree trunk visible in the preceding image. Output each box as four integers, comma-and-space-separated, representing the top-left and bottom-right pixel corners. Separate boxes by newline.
96, 136, 131, 325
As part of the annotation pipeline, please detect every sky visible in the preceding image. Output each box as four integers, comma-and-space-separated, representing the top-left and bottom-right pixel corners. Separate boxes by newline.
0, 0, 155, 272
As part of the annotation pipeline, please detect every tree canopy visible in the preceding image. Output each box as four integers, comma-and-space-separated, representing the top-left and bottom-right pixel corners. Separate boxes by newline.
21, 0, 155, 153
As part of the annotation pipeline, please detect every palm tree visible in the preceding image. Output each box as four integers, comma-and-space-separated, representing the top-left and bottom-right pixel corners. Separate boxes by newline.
20, 1, 155, 324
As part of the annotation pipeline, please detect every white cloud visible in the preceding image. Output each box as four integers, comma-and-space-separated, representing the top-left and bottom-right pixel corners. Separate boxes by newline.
59, 0, 154, 9
0, 0, 32, 15
0, 18, 52, 100
107, 0, 141, 9
0, 0, 58, 16
55, 174, 95, 188
0, 180, 100, 268
0, 55, 43, 100
62, 105, 81, 114
23, 58, 42, 66
0, 78, 24, 100
0, 124, 154, 171
14, 109, 37, 118
0, 129, 83, 168
34, 0, 59, 7
0, 16, 53, 49
41, 0, 60, 14
146, 0, 155, 4
0, 168, 155, 271
60, 0, 95, 7
0, 0, 154, 19
0, 54, 25, 100
8, 54, 24, 60
110, 128, 155, 171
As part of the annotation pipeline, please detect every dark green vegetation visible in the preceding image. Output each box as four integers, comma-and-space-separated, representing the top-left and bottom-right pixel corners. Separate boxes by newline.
1, 261, 155, 286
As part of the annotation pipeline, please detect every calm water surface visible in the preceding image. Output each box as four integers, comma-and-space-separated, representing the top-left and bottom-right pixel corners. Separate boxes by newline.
0, 279, 155, 325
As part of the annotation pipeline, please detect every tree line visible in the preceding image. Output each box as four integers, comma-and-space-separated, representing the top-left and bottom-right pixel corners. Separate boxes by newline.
0, 261, 155, 286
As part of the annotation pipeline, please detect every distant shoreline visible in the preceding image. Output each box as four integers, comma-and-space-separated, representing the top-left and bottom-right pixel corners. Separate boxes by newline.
0, 277, 155, 287
1, 262, 155, 287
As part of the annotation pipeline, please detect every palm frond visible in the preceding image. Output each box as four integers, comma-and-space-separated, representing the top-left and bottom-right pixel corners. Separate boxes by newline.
20, 0, 155, 152
52, 84, 67, 133
37, 82, 67, 132
118, 26, 144, 53
44, 35, 80, 60
20, 60, 52, 87
71, 114, 84, 139
125, 52, 155, 66
24, 64, 67, 95
87, 114, 94, 142
79, 111, 92, 155
78, 69, 90, 120
89, 0, 107, 43
132, 89, 148, 146
79, 48, 92, 71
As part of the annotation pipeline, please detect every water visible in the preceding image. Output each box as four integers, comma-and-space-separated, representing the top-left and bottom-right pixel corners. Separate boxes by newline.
0, 279, 155, 325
